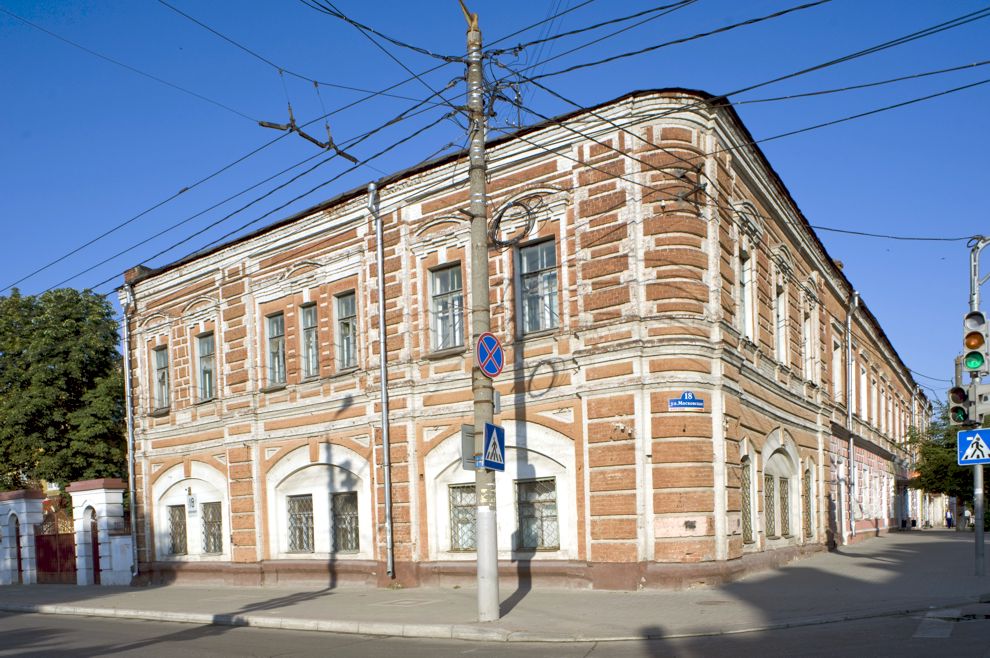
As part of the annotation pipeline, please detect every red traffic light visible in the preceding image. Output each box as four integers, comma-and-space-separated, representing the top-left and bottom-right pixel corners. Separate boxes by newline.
949, 386, 969, 404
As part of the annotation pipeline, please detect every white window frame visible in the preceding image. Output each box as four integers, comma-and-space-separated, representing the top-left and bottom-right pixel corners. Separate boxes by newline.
738, 241, 756, 342
431, 264, 464, 351
831, 335, 843, 403
153, 346, 170, 410
197, 333, 215, 402
300, 304, 319, 379
802, 308, 815, 382
773, 278, 787, 362
267, 313, 286, 386
518, 239, 559, 335
336, 292, 357, 369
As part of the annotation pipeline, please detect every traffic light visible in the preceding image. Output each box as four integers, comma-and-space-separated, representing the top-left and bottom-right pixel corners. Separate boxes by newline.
963, 311, 989, 374
949, 386, 972, 426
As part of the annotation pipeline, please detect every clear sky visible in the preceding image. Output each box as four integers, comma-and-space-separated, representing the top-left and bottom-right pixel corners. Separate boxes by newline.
2, 0, 988, 404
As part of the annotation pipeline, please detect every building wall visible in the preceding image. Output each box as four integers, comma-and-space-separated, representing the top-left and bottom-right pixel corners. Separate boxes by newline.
121, 90, 927, 589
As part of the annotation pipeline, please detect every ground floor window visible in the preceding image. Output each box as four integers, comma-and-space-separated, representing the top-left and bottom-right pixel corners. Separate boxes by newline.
741, 458, 754, 543
449, 484, 477, 551
332, 492, 359, 553
201, 502, 223, 554
168, 505, 187, 555
803, 468, 813, 539
288, 494, 314, 553
779, 477, 791, 537
517, 478, 559, 551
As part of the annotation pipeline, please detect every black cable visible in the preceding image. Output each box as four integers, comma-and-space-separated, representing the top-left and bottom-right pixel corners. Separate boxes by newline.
0, 5, 258, 122
531, 0, 833, 81
487, 0, 598, 48
809, 226, 973, 242
909, 369, 953, 384
491, 0, 698, 56
156, 0, 445, 105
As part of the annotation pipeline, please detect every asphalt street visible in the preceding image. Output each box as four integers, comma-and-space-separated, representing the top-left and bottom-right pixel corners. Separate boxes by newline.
2, 610, 988, 658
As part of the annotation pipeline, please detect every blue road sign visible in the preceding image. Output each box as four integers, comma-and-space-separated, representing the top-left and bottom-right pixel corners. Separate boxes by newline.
958, 428, 990, 465
476, 332, 504, 379
483, 422, 505, 472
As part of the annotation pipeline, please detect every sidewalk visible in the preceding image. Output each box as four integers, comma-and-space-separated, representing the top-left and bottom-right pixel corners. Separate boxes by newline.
2, 530, 988, 642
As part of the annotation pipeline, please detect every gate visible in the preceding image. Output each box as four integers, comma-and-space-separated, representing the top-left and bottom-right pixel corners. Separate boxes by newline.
14, 517, 22, 585
34, 510, 76, 584
90, 509, 100, 585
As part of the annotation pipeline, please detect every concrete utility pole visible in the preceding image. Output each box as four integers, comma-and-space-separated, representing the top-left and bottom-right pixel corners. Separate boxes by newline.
969, 236, 990, 576
461, 1, 499, 621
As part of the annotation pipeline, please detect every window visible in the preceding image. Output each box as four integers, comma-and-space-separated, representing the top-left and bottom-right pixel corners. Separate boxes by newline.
738, 243, 756, 341
197, 333, 215, 401
519, 241, 559, 334
764, 474, 776, 538
267, 313, 286, 385
871, 378, 879, 425
773, 281, 787, 362
802, 310, 815, 381
449, 484, 477, 551
301, 305, 319, 379
516, 478, 559, 550
331, 492, 359, 553
803, 468, 814, 539
153, 346, 170, 410
287, 494, 314, 553
831, 337, 843, 403
741, 457, 754, 544
167, 504, 186, 555
336, 293, 357, 369
431, 265, 464, 350
201, 502, 222, 554
858, 364, 868, 418
779, 477, 791, 537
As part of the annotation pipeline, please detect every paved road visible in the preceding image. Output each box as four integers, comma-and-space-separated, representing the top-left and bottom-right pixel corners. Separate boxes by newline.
2, 610, 988, 657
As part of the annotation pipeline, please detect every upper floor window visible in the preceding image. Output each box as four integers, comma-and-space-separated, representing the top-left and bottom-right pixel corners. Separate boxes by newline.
431, 264, 464, 350
802, 309, 815, 382
267, 313, 286, 385
301, 304, 319, 379
773, 280, 787, 362
197, 333, 215, 401
519, 240, 559, 334
738, 243, 756, 341
337, 292, 357, 369
831, 337, 843, 403
153, 346, 170, 410
858, 364, 868, 419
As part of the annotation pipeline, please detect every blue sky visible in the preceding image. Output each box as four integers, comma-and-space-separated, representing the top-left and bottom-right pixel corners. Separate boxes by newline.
2, 0, 988, 403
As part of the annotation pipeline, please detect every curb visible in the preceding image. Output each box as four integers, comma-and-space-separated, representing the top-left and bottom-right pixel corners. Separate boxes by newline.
2, 595, 990, 643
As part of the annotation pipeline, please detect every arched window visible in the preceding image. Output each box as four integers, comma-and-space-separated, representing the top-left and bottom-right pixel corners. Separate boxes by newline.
152, 462, 230, 561
764, 449, 798, 541
741, 456, 754, 544
803, 464, 815, 539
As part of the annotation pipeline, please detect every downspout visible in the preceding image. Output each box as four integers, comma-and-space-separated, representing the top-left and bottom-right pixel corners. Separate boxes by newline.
369, 182, 394, 578
845, 291, 860, 540
122, 284, 139, 577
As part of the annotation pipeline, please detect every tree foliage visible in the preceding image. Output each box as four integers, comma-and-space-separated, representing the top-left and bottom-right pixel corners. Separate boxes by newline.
0, 288, 125, 490
912, 404, 984, 505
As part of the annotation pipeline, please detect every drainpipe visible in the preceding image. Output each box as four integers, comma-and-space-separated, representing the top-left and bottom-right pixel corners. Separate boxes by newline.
122, 284, 139, 577
846, 291, 860, 541
369, 182, 394, 578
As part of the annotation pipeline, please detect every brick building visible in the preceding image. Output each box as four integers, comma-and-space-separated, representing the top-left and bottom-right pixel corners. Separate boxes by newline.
119, 88, 930, 589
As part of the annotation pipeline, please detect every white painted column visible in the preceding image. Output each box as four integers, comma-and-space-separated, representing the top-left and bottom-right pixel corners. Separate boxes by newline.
67, 478, 131, 586
0, 490, 44, 585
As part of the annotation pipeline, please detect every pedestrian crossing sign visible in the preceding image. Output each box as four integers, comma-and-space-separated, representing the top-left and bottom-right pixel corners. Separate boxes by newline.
958, 429, 990, 465
483, 422, 505, 472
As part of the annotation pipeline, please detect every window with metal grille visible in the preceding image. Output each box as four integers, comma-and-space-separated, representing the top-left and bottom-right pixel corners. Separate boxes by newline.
764, 474, 776, 538
301, 305, 319, 378
519, 241, 559, 334
516, 478, 559, 550
804, 469, 813, 539
332, 492, 359, 553
449, 484, 476, 551
288, 495, 314, 553
337, 293, 357, 369
431, 265, 463, 350
167, 504, 186, 555
268, 313, 286, 385
779, 477, 791, 537
741, 458, 754, 543
200, 502, 222, 554
153, 346, 170, 410
198, 333, 215, 401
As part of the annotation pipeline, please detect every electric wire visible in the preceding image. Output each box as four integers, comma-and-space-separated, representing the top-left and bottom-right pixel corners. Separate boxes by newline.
487, 0, 598, 49
0, 5, 258, 122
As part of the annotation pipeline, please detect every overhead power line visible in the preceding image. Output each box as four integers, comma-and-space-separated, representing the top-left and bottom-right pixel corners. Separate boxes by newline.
0, 5, 258, 122
487, 0, 598, 48
809, 225, 973, 242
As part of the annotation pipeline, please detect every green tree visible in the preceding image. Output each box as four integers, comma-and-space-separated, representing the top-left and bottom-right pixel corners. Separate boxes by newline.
911, 404, 985, 506
0, 288, 125, 490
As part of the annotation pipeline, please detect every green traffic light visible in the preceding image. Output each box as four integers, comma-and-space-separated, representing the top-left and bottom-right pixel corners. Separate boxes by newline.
951, 406, 969, 422
965, 351, 985, 370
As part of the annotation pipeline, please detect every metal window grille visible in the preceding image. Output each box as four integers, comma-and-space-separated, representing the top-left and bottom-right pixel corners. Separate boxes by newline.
516, 478, 559, 550
268, 314, 286, 384
201, 502, 222, 554
431, 266, 464, 350
154, 347, 170, 409
741, 459, 753, 543
288, 495, 314, 553
337, 293, 357, 369
804, 469, 813, 539
198, 334, 215, 401
301, 305, 319, 378
520, 241, 559, 334
332, 492, 359, 553
780, 477, 791, 537
449, 484, 476, 551
168, 504, 186, 555
764, 474, 776, 537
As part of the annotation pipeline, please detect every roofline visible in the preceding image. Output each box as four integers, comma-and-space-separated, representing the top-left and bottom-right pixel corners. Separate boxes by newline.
120, 86, 927, 404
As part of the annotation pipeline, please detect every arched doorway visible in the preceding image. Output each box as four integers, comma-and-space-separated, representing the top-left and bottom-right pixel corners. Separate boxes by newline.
89, 507, 100, 585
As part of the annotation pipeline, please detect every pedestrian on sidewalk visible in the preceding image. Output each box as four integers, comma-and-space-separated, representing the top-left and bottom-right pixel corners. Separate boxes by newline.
946, 510, 953, 528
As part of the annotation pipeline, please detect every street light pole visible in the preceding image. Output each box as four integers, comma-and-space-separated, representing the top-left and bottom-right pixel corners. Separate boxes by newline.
969, 236, 990, 576
460, 1, 499, 620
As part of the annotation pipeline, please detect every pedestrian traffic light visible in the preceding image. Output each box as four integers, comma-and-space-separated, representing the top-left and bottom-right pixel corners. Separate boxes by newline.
948, 386, 971, 426
963, 311, 989, 374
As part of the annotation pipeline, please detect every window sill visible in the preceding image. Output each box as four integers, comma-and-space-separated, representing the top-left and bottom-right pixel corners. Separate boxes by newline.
260, 383, 287, 393
517, 328, 557, 342
333, 366, 360, 377
149, 407, 170, 418
426, 346, 466, 360
195, 397, 217, 406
